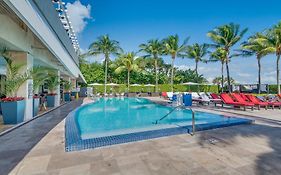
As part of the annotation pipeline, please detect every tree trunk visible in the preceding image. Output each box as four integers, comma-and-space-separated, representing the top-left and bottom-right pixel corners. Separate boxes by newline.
221, 63, 224, 92
127, 70, 130, 93
154, 56, 158, 93
104, 55, 108, 94
225, 59, 232, 93
195, 61, 198, 76
277, 54, 280, 94
257, 57, 261, 94
171, 56, 175, 92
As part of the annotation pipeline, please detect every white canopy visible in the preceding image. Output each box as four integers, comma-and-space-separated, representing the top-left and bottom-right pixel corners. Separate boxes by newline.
131, 84, 141, 86
182, 82, 198, 85
106, 83, 119, 86
144, 84, 155, 87
89, 83, 103, 86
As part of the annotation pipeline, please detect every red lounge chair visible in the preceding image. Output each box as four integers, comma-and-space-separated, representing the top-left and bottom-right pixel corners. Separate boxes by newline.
257, 96, 281, 109
220, 93, 254, 111
240, 93, 249, 102
210, 93, 220, 100
231, 93, 256, 105
210, 93, 223, 106
161, 92, 168, 99
245, 94, 268, 110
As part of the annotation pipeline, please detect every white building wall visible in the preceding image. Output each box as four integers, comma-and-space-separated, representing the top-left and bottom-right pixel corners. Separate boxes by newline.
3, 0, 85, 81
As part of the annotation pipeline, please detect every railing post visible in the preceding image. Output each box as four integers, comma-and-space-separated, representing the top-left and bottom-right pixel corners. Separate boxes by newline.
191, 109, 195, 136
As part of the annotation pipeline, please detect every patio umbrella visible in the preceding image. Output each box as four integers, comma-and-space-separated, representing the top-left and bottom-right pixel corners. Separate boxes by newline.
130, 84, 141, 86
144, 84, 155, 92
182, 82, 199, 92
106, 83, 119, 93
88, 83, 103, 94
144, 84, 155, 87
88, 83, 103, 86
130, 84, 141, 92
106, 83, 119, 86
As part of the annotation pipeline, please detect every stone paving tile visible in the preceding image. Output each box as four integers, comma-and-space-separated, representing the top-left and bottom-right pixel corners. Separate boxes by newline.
47, 151, 103, 171
90, 159, 121, 175
59, 163, 91, 175
3, 97, 281, 175
10, 155, 51, 175
0, 100, 83, 175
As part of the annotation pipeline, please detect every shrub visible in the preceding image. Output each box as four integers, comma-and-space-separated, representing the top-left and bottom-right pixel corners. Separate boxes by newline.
89, 84, 219, 93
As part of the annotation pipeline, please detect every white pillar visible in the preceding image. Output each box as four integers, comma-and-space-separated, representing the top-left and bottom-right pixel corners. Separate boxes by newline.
71, 78, 76, 89
55, 70, 60, 107
11, 52, 33, 121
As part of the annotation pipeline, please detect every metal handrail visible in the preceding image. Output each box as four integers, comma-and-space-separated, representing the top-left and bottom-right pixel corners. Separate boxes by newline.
154, 105, 196, 136
187, 107, 196, 136
154, 105, 181, 124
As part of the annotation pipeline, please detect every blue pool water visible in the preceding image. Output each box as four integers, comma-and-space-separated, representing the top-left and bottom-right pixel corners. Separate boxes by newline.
65, 98, 252, 151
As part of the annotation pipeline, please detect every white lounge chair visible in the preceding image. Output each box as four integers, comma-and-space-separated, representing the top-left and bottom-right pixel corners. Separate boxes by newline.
199, 92, 211, 105
191, 92, 201, 101
167, 92, 173, 101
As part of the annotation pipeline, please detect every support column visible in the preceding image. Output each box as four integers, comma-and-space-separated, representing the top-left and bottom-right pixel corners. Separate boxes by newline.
11, 52, 33, 121
71, 78, 76, 89
55, 70, 60, 107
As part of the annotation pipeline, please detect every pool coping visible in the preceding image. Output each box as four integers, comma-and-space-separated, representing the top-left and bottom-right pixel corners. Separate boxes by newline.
65, 98, 254, 152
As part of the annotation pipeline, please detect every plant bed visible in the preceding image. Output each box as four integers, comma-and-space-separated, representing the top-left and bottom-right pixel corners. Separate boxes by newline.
33, 96, 40, 117
64, 92, 71, 101
47, 93, 57, 107
1, 97, 25, 124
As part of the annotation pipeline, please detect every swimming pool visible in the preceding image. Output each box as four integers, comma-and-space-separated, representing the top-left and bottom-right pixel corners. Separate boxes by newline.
65, 98, 252, 151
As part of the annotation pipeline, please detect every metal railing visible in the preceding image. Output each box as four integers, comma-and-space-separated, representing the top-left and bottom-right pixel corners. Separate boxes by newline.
154, 105, 196, 136
188, 107, 196, 136
154, 105, 182, 124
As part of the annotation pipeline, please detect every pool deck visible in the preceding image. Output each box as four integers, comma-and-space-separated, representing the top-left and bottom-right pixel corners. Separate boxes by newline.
1, 97, 281, 175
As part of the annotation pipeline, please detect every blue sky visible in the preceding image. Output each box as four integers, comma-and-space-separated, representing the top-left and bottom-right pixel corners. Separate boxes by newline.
65, 0, 281, 84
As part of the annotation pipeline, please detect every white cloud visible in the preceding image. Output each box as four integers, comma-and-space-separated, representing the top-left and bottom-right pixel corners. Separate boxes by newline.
176, 65, 194, 70
237, 73, 252, 78
66, 1, 91, 34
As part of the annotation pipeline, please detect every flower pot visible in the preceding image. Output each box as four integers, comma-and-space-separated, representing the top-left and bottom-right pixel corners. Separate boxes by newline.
1, 100, 26, 124
33, 98, 40, 117
64, 92, 71, 101
71, 92, 78, 99
47, 95, 56, 107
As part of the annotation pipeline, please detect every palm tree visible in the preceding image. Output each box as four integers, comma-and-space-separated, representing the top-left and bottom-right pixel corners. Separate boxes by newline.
212, 77, 235, 86
207, 23, 248, 92
0, 49, 28, 97
85, 35, 122, 93
240, 33, 273, 94
113, 52, 140, 92
212, 77, 222, 85
186, 43, 209, 76
30, 66, 51, 94
208, 48, 227, 92
139, 39, 163, 92
162, 35, 189, 92
261, 22, 281, 94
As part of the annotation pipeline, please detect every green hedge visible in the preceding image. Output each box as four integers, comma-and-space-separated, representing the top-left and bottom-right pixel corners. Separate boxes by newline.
268, 85, 281, 94
90, 84, 219, 93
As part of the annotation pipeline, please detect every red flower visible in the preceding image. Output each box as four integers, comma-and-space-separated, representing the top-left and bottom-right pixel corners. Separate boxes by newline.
1, 97, 25, 102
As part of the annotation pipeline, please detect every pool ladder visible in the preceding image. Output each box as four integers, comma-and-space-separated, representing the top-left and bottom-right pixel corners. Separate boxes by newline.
154, 105, 196, 136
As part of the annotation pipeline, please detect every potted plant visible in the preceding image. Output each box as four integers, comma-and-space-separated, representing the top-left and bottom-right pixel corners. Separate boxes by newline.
0, 49, 28, 124
46, 75, 60, 107
63, 81, 72, 101
30, 66, 49, 117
